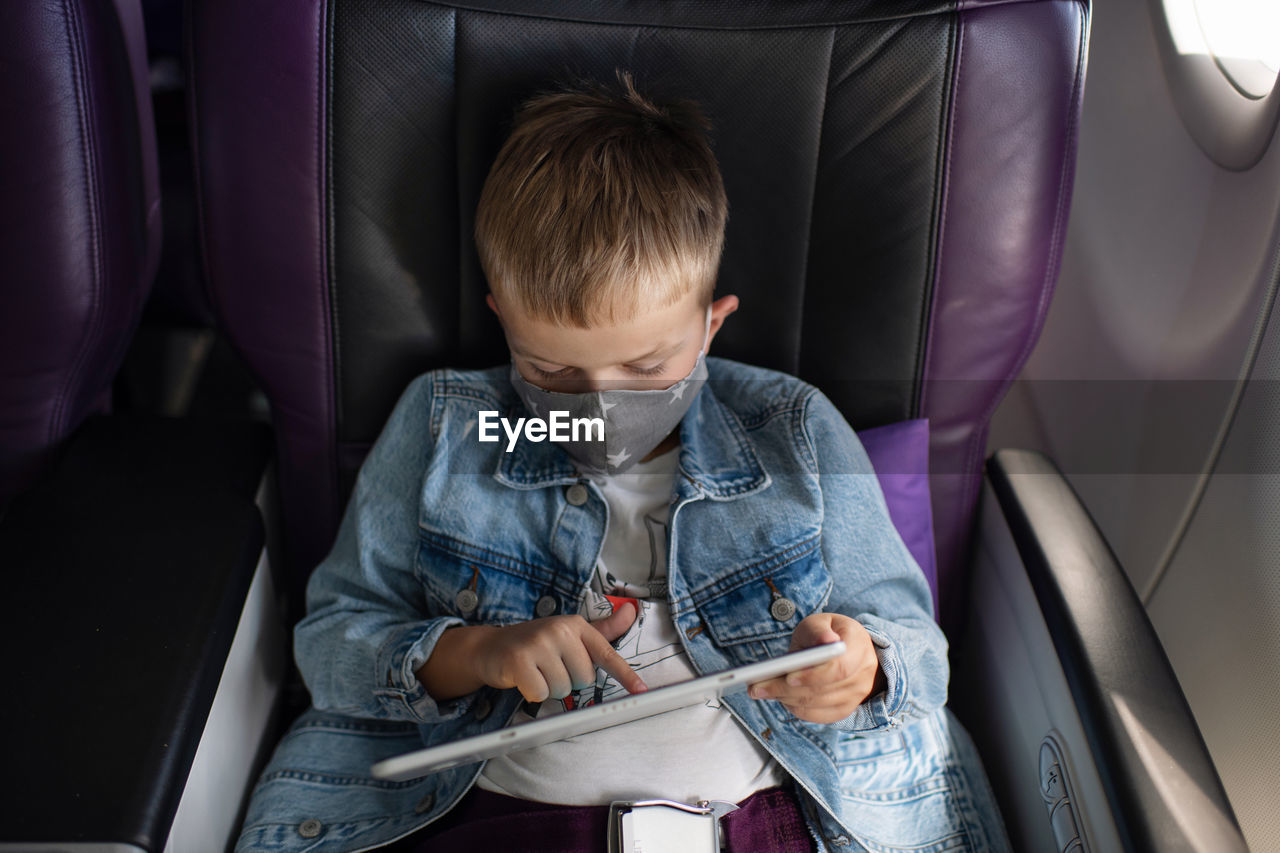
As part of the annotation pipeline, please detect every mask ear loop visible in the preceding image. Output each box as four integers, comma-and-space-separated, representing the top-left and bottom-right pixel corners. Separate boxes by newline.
699, 306, 713, 356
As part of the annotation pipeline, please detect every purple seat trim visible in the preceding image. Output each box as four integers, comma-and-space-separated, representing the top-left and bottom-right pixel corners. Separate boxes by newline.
858, 419, 938, 611
189, 0, 340, 583
920, 0, 1087, 622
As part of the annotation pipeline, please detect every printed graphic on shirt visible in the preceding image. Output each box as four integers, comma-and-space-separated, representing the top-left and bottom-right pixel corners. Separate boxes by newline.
520, 595, 718, 720
599, 512, 668, 600
518, 500, 717, 721
477, 447, 786, 806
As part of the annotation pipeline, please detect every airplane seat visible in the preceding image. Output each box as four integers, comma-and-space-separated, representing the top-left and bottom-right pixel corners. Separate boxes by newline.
0, 2, 278, 851
174, 0, 1245, 850
0, 0, 161, 504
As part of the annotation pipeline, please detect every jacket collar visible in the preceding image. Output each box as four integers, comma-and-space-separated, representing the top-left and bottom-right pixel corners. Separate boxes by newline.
493, 381, 770, 500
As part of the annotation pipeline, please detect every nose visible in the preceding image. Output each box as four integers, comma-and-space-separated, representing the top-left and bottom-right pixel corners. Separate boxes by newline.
532, 370, 617, 394
577, 370, 661, 392
578, 371, 615, 392
565, 373, 618, 394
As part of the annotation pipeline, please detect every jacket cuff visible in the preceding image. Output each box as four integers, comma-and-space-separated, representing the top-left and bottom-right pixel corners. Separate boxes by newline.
372, 616, 472, 722
831, 622, 908, 732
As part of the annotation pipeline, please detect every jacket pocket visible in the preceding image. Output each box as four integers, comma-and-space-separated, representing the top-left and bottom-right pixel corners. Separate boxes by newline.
836, 729, 908, 766
837, 716, 971, 852
691, 535, 831, 658
415, 528, 553, 624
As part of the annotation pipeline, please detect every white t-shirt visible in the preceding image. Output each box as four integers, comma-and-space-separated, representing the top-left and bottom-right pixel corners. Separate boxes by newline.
476, 447, 786, 805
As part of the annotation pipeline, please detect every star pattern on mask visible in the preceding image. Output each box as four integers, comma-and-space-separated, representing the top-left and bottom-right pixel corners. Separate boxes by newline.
527, 398, 540, 416
599, 394, 617, 417
668, 380, 688, 402
607, 448, 631, 468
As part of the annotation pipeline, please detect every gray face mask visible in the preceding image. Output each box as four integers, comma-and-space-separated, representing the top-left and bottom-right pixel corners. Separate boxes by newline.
509, 310, 711, 475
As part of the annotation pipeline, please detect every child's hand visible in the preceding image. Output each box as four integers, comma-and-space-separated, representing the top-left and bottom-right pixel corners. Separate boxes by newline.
747, 613, 886, 724
469, 602, 647, 703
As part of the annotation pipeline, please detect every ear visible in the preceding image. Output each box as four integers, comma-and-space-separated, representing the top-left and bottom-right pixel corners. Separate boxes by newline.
485, 293, 500, 318
706, 294, 739, 350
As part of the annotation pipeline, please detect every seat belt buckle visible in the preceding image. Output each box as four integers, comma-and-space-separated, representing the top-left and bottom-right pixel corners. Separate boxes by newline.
607, 798, 739, 853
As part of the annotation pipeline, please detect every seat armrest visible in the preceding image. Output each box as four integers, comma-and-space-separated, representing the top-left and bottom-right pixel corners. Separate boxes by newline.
0, 414, 272, 851
959, 448, 1246, 853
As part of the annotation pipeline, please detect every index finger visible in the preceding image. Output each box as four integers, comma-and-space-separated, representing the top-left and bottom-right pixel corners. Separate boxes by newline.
581, 626, 648, 694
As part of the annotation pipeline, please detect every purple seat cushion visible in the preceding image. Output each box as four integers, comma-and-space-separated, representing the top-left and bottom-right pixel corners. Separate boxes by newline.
858, 419, 938, 611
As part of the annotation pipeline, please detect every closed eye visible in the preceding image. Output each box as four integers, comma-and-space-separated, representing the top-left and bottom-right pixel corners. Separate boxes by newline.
530, 363, 666, 379
531, 364, 574, 380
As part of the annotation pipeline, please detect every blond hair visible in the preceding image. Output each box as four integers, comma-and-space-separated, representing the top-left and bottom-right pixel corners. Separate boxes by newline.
474, 71, 728, 327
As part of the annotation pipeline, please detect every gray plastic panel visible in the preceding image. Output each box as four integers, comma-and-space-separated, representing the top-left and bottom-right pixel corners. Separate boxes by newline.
986, 0, 1280, 846
952, 487, 1122, 853
987, 0, 1280, 596
1148, 270, 1280, 852
164, 543, 286, 853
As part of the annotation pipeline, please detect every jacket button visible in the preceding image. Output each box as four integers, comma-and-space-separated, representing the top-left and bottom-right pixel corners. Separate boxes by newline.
298, 818, 323, 838
565, 483, 589, 506
770, 597, 797, 621
535, 595, 559, 617
455, 588, 479, 614
414, 793, 435, 814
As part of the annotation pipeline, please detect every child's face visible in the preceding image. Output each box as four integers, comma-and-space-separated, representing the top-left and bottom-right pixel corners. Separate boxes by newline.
487, 290, 739, 392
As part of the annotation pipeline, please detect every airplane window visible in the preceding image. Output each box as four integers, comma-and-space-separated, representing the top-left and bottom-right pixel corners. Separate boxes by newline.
1152, 0, 1280, 170
1161, 0, 1279, 98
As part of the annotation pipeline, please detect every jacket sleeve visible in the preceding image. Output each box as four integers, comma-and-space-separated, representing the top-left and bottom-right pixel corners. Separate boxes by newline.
799, 388, 949, 733
294, 373, 472, 723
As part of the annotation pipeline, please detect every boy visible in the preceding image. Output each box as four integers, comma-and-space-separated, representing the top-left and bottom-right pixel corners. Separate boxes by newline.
236, 73, 1008, 852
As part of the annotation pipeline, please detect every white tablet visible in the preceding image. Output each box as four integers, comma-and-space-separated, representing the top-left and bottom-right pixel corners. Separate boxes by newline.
371, 641, 846, 781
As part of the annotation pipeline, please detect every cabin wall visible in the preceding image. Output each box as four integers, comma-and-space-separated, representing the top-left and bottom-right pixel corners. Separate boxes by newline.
989, 0, 1280, 849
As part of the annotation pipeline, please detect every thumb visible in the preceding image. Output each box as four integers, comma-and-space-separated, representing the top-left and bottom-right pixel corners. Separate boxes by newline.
789, 612, 841, 651
592, 600, 638, 643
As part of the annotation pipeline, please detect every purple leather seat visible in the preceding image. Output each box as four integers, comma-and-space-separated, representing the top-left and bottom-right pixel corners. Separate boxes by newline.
189, 0, 1086, 627
0, 0, 161, 505
0, 6, 277, 850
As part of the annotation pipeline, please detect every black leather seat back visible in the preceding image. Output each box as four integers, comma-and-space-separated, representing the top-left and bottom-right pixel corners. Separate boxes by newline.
191, 0, 1089, 618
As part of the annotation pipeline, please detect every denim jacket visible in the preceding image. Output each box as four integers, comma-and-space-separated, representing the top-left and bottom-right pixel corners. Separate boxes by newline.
236, 358, 1009, 852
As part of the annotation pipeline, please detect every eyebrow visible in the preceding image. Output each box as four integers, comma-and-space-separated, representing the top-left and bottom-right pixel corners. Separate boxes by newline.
516, 337, 688, 367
